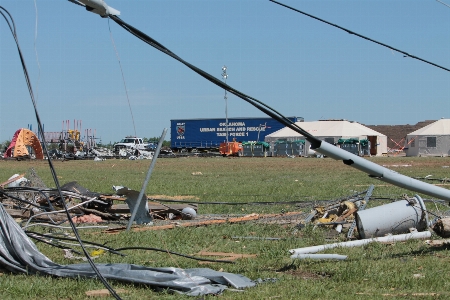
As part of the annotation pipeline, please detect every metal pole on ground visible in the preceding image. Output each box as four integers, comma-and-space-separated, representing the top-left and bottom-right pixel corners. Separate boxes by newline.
126, 128, 167, 231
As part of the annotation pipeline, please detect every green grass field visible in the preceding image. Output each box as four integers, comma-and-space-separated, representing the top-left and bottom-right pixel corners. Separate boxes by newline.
1, 156, 450, 299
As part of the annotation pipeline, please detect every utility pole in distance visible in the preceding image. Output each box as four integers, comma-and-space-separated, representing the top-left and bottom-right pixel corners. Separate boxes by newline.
221, 65, 229, 143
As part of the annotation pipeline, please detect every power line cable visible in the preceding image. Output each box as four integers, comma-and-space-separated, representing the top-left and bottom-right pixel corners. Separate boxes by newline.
107, 18, 137, 138
269, 0, 450, 73
32, 0, 41, 105
109, 15, 322, 150
437, 0, 450, 9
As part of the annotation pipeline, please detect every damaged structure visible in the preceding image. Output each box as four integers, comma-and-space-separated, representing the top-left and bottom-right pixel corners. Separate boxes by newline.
3, 128, 44, 159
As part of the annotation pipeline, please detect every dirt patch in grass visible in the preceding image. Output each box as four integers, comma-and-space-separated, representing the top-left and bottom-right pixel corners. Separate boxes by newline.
277, 264, 332, 280
284, 269, 331, 280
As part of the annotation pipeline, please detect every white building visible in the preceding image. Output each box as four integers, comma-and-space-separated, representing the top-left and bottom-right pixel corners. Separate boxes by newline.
404, 119, 450, 157
265, 120, 387, 156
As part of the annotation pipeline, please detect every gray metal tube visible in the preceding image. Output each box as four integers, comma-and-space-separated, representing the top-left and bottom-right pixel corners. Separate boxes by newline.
314, 142, 450, 201
290, 254, 347, 260
289, 231, 431, 255
127, 128, 168, 231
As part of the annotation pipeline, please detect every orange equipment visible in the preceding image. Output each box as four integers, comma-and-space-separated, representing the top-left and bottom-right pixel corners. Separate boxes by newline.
3, 128, 44, 159
219, 139, 243, 157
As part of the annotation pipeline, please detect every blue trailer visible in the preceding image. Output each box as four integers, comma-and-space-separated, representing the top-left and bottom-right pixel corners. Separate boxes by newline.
170, 116, 303, 151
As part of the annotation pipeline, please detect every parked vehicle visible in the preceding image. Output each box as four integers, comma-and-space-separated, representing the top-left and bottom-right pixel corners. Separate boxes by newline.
113, 137, 151, 156
219, 139, 243, 157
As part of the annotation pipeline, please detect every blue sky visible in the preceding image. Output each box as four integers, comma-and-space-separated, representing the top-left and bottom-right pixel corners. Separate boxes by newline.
1, 0, 449, 144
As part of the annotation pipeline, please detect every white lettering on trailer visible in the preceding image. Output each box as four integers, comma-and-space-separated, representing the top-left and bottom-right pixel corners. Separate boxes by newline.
200, 128, 216, 132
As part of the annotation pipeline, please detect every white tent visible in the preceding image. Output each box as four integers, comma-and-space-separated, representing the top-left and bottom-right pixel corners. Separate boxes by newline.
265, 120, 387, 156
404, 119, 450, 157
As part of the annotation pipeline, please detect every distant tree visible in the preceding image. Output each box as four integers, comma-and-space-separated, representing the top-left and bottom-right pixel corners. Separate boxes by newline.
1, 140, 11, 152
45, 143, 59, 151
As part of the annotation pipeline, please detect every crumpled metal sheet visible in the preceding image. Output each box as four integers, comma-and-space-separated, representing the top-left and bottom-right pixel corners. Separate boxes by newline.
0, 204, 255, 296
115, 187, 152, 224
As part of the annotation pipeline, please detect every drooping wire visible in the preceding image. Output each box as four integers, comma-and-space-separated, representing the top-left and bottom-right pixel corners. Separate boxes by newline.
109, 15, 322, 149
0, 6, 121, 300
436, 0, 450, 9
107, 17, 137, 138
32, 0, 41, 105
269, 0, 450, 73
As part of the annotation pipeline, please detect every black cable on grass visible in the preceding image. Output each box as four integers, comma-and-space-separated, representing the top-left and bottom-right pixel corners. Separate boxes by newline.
25, 231, 126, 256
26, 232, 234, 264
109, 15, 322, 149
0, 7, 121, 300
269, 0, 450, 73
27, 233, 83, 255
114, 247, 235, 264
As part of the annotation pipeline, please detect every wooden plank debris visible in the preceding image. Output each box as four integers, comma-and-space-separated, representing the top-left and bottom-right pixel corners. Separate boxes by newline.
105, 212, 302, 234
85, 289, 129, 297
0, 173, 25, 188
196, 251, 257, 264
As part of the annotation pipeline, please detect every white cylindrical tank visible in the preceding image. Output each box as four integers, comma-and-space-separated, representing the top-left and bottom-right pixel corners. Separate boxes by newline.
356, 197, 427, 239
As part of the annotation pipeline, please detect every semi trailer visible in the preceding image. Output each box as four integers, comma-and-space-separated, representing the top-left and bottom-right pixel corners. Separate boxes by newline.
170, 116, 303, 152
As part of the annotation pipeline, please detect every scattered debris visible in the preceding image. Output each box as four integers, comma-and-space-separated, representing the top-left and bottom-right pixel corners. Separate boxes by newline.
115, 187, 153, 225
0, 202, 256, 296
72, 214, 103, 223
181, 207, 197, 220
107, 212, 303, 233
191, 171, 203, 176
1, 173, 26, 188
299, 185, 374, 238
432, 218, 450, 238
63, 249, 98, 261
425, 238, 450, 246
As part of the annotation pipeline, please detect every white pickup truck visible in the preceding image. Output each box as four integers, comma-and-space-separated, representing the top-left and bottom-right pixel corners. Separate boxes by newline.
113, 137, 155, 156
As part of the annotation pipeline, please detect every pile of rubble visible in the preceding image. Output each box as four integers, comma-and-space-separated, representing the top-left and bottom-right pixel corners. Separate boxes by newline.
0, 170, 197, 228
